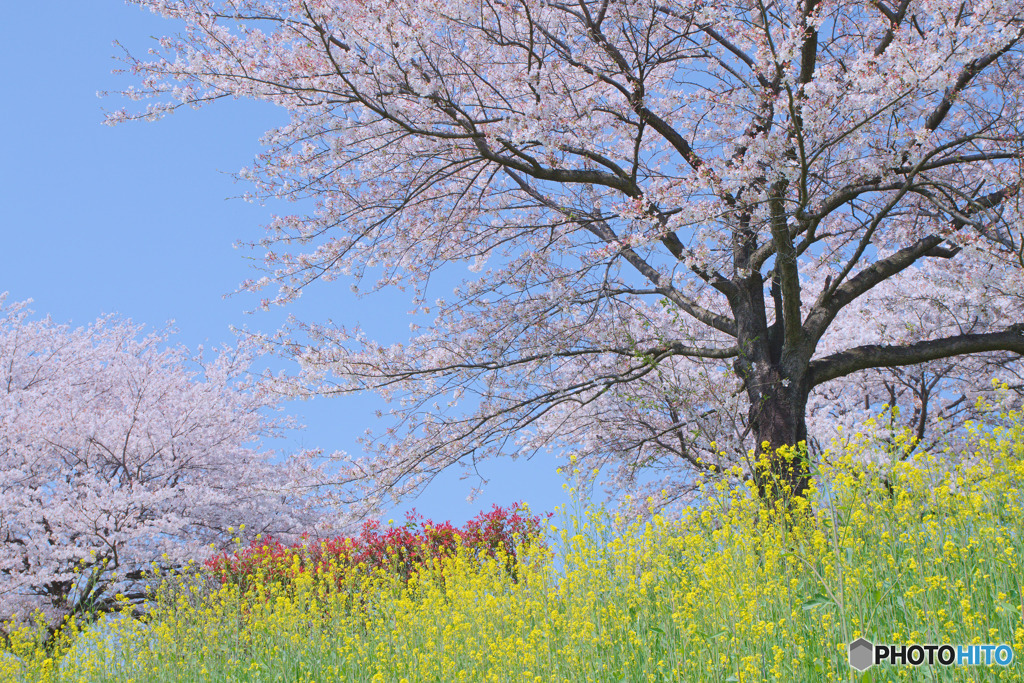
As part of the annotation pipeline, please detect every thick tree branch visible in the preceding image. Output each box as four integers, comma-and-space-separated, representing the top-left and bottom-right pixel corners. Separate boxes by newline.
798, 0, 819, 86
471, 134, 639, 194
810, 325, 1024, 387
768, 186, 803, 348
872, 0, 913, 57
805, 183, 1018, 340
924, 31, 1024, 133
503, 168, 739, 336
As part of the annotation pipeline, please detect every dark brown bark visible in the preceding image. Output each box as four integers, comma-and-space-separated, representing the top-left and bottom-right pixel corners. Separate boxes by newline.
745, 365, 812, 502
809, 325, 1024, 387
730, 271, 815, 503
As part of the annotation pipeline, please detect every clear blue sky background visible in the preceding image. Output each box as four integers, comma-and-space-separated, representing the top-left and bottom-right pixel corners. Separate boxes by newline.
0, 1, 573, 527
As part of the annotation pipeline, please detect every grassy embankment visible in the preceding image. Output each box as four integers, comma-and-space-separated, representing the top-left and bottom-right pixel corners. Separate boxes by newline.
4, 407, 1024, 682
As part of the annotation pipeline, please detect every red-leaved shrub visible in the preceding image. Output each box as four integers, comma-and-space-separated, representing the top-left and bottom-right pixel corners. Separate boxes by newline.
205, 503, 550, 592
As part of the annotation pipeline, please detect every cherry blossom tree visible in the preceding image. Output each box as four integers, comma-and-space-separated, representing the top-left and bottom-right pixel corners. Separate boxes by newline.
0, 297, 326, 633
109, 0, 1024, 509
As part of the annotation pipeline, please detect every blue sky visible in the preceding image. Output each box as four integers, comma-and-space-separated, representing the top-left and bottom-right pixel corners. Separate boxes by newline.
0, 1, 573, 526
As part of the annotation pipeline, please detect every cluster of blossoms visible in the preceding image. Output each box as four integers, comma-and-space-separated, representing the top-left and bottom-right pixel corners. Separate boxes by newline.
204, 503, 550, 590
109, 0, 1024, 516
0, 298, 326, 630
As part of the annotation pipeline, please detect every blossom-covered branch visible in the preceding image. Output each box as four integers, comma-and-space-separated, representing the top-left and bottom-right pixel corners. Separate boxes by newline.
110, 0, 1024, 509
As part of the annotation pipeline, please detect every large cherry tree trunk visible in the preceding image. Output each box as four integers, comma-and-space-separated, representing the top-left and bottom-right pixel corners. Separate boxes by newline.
746, 372, 811, 501
732, 272, 814, 502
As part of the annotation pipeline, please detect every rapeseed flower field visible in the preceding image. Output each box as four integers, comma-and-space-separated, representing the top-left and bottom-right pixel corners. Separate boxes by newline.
3, 408, 1024, 682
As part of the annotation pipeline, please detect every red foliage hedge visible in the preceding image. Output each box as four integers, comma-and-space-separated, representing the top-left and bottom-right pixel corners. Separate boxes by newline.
205, 503, 550, 591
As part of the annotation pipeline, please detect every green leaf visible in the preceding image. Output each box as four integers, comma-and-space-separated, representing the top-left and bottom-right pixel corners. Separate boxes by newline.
802, 592, 832, 610
995, 599, 1020, 616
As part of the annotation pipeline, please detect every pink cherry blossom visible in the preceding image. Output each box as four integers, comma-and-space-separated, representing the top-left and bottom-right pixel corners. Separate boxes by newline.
109, 0, 1024, 512
0, 296, 333, 631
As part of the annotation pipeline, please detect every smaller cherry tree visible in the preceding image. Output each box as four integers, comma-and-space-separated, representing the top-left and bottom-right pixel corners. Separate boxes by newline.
0, 297, 330, 636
